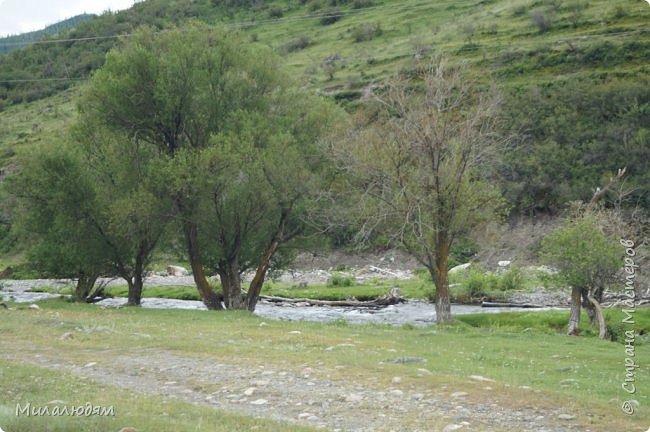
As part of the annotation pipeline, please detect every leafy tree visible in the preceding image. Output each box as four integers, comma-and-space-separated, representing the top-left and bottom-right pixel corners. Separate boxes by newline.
540, 210, 621, 337
7, 116, 170, 305
72, 118, 172, 306
79, 24, 341, 310
331, 57, 507, 323
6, 146, 114, 301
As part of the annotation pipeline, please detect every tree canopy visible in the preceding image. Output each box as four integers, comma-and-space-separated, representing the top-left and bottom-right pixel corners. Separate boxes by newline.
76, 24, 341, 310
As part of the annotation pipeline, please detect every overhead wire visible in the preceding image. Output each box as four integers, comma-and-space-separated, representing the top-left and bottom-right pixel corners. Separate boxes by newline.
0, 0, 458, 47
0, 1, 647, 85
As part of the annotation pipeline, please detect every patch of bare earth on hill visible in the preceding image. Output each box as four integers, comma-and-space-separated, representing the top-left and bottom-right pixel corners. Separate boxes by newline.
1, 347, 601, 432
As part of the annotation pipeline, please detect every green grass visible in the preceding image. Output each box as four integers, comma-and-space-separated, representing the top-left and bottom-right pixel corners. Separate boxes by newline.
0, 299, 648, 431
458, 308, 650, 343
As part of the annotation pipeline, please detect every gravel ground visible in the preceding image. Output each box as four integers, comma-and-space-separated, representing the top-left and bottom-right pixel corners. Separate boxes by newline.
0, 348, 588, 432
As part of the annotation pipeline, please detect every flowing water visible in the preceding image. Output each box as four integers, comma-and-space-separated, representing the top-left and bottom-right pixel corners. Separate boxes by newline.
1, 280, 563, 326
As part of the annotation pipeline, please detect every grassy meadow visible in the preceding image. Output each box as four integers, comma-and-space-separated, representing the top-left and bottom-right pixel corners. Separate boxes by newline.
0, 299, 648, 431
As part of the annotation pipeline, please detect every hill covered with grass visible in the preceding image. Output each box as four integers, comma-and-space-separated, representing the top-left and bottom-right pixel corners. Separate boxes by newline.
0, 0, 648, 260
0, 13, 95, 54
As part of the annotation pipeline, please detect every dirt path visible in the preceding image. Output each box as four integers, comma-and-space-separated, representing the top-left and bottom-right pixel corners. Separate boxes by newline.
2, 347, 590, 432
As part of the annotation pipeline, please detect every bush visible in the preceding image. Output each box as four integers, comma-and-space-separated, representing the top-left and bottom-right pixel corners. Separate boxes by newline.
612, 5, 626, 19
283, 35, 311, 52
320, 9, 343, 25
498, 267, 523, 291
327, 272, 355, 287
512, 4, 527, 17
464, 268, 499, 297
351, 22, 382, 42
530, 9, 552, 33
268, 6, 283, 18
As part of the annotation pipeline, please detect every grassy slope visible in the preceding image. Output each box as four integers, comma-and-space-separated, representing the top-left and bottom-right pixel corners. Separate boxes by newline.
0, 300, 648, 430
2, 0, 649, 153
0, 0, 648, 263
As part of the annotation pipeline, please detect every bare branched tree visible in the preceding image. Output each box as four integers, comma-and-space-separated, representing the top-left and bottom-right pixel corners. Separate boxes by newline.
331, 56, 508, 323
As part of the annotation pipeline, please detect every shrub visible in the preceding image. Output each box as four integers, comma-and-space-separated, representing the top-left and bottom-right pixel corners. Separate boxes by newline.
512, 4, 527, 17
464, 268, 499, 297
327, 272, 355, 287
268, 6, 283, 18
283, 35, 311, 52
351, 22, 382, 42
530, 9, 552, 33
320, 8, 343, 25
498, 267, 523, 291
612, 5, 626, 19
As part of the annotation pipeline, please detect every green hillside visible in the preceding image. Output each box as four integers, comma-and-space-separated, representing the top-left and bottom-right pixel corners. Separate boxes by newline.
0, 14, 95, 54
0, 0, 648, 258
1, 0, 648, 107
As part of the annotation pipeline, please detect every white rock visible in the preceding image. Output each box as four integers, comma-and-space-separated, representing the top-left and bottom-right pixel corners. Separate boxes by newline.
345, 393, 363, 403
389, 389, 403, 397
557, 414, 575, 420
451, 391, 468, 399
166, 265, 189, 276
251, 380, 270, 386
443, 425, 464, 432
288, 331, 302, 335
250, 399, 268, 405
29, 304, 40, 310
84, 362, 97, 368
391, 376, 402, 384
498, 260, 511, 267
243, 387, 256, 396
259, 322, 268, 327
449, 263, 471, 274
469, 375, 495, 383
298, 412, 313, 419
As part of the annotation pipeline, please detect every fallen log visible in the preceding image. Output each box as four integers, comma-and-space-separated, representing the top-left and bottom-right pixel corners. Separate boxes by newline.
481, 301, 544, 308
260, 287, 404, 307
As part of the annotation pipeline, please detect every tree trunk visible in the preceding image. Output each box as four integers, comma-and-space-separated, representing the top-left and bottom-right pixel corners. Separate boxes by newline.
245, 209, 288, 312
127, 253, 146, 306
218, 258, 243, 309
586, 288, 608, 339
581, 287, 596, 326
127, 275, 144, 307
433, 241, 452, 324
581, 285, 604, 326
183, 220, 223, 310
567, 286, 582, 336
75, 272, 98, 302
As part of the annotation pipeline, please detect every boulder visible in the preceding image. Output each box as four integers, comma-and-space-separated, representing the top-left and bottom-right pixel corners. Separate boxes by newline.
449, 263, 471, 274
166, 265, 189, 276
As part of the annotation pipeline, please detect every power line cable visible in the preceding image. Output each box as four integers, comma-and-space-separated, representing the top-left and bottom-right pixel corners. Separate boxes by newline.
0, 26, 646, 85
0, 1, 459, 48
0, 2, 647, 85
